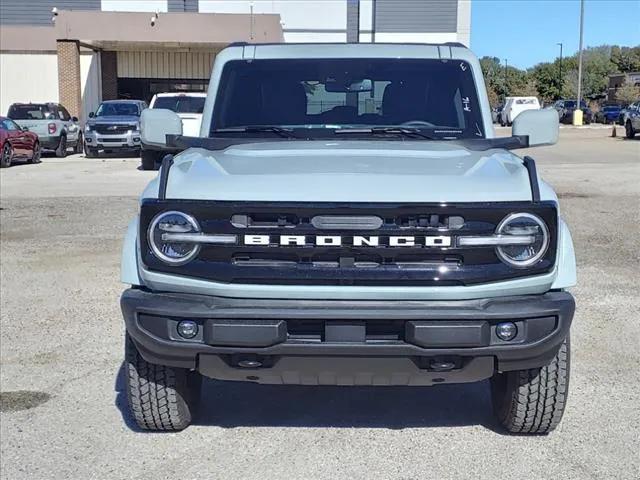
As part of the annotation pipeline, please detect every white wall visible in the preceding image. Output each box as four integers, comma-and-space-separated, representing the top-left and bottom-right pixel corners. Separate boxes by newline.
457, 0, 471, 47
80, 52, 101, 122
0, 52, 101, 122
0, 53, 59, 116
101, 0, 167, 12
199, 0, 347, 42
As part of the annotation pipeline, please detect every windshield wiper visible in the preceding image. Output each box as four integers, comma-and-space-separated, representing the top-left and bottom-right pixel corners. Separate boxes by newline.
212, 126, 298, 139
334, 127, 440, 140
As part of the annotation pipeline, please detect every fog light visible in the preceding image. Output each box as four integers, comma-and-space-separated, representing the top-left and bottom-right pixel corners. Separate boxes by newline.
496, 322, 518, 341
238, 359, 262, 368
177, 320, 198, 339
86, 138, 92, 143
133, 137, 140, 142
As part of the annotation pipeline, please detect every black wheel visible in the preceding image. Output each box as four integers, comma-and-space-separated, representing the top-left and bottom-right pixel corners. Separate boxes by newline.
55, 134, 67, 158
124, 334, 201, 431
1, 142, 13, 168
141, 149, 161, 170
28, 142, 41, 164
491, 336, 570, 434
84, 142, 99, 158
625, 121, 636, 139
74, 133, 83, 154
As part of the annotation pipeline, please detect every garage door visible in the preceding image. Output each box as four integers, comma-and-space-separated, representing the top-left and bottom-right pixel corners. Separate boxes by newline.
116, 50, 218, 79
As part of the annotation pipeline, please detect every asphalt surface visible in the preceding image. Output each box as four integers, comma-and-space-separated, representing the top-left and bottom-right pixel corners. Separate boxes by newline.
1, 129, 639, 479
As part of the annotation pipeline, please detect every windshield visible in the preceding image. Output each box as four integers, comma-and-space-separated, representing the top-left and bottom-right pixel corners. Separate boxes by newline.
153, 96, 205, 114
95, 103, 140, 117
211, 58, 485, 139
564, 101, 587, 109
8, 104, 54, 120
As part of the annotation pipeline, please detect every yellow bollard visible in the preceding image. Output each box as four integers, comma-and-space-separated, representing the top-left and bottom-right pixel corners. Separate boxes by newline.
572, 109, 584, 126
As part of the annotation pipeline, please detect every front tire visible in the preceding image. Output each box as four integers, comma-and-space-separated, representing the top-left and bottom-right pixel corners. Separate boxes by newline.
74, 133, 83, 154
84, 142, 99, 158
124, 334, 201, 431
55, 134, 67, 158
491, 336, 570, 434
1, 143, 13, 168
625, 120, 636, 139
141, 149, 161, 170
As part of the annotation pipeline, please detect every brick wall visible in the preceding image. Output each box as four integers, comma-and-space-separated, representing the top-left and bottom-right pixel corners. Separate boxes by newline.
57, 40, 82, 117
101, 51, 118, 100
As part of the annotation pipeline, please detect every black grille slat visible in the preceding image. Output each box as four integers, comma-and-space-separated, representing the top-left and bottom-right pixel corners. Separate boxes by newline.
93, 124, 135, 135
140, 200, 558, 286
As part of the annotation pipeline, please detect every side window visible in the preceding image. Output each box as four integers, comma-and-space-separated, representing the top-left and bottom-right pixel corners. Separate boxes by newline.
58, 106, 71, 121
2, 119, 19, 131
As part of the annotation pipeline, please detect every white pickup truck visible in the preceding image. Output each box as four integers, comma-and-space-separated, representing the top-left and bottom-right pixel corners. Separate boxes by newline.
123, 42, 576, 434
7, 102, 82, 157
140, 92, 207, 170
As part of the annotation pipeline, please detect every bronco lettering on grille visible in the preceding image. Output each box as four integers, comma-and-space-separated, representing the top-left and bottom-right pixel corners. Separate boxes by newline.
243, 235, 452, 247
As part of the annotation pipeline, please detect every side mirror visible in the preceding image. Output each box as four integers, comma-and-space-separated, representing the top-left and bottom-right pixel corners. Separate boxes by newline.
512, 109, 559, 147
88, 112, 95, 118
71, 116, 79, 122
140, 108, 183, 147
21, 126, 29, 132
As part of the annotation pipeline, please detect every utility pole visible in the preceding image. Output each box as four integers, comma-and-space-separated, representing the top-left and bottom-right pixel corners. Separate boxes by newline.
574, 0, 585, 124
371, 0, 377, 43
557, 42, 563, 99
249, 1, 255, 41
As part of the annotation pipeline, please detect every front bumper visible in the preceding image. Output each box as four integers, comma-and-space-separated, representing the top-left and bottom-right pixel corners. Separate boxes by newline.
122, 289, 574, 385
85, 130, 141, 150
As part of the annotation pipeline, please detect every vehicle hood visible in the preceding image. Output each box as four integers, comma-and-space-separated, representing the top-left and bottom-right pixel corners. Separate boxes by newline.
158, 140, 540, 203
87, 115, 139, 125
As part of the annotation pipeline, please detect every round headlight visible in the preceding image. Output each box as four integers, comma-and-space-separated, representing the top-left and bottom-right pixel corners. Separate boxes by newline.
495, 213, 549, 268
148, 211, 200, 265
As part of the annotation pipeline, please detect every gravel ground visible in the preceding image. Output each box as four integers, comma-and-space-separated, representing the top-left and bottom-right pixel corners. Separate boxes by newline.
1, 130, 639, 480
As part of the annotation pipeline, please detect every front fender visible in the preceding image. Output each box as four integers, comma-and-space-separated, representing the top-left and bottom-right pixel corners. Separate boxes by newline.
551, 218, 577, 290
121, 217, 142, 286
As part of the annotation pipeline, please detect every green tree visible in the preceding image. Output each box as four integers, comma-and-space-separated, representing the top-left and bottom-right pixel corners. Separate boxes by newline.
611, 46, 640, 73
615, 80, 640, 105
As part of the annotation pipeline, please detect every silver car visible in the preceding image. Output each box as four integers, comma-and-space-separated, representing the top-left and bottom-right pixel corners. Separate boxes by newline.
83, 100, 147, 157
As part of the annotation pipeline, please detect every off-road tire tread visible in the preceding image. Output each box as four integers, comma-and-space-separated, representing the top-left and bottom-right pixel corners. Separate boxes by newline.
141, 150, 159, 170
492, 336, 569, 434
125, 335, 199, 431
55, 134, 67, 158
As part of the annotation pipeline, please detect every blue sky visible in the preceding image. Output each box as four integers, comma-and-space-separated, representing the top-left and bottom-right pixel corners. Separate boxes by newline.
471, 0, 640, 69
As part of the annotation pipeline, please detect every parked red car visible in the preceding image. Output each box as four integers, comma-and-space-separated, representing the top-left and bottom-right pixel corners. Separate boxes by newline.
0, 116, 41, 168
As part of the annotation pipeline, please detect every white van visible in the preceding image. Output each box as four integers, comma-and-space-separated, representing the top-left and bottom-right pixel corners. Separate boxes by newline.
500, 97, 541, 126
149, 92, 207, 137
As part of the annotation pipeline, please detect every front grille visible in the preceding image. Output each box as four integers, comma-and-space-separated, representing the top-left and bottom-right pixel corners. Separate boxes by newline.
140, 200, 558, 286
93, 124, 135, 135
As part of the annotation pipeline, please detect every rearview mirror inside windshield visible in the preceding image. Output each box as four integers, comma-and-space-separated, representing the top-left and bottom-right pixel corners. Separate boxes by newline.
324, 78, 373, 93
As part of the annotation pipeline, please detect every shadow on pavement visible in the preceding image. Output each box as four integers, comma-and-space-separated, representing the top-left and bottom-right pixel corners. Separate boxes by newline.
114, 362, 501, 433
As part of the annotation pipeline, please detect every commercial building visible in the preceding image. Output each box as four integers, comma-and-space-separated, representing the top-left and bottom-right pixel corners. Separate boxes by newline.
607, 71, 640, 103
0, 0, 472, 120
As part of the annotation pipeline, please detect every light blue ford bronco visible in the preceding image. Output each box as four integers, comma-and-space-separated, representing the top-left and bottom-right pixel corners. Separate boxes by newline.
121, 43, 576, 433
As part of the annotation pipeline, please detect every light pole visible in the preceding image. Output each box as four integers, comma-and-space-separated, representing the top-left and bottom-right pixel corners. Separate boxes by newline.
574, 0, 585, 125
557, 42, 563, 99
504, 58, 509, 98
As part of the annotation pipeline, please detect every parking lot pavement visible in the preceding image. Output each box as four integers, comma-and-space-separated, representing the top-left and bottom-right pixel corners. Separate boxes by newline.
1, 131, 639, 480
